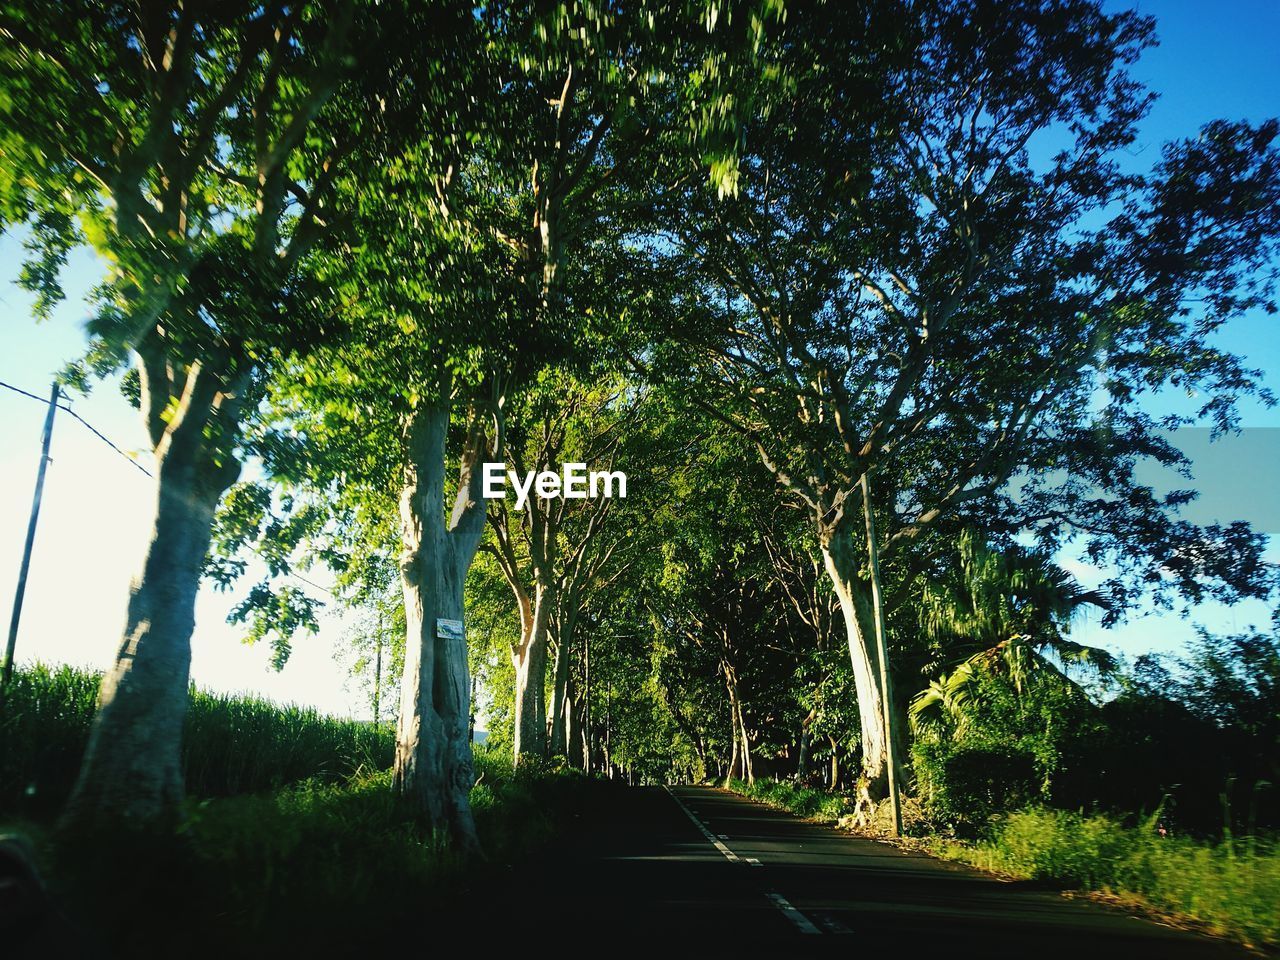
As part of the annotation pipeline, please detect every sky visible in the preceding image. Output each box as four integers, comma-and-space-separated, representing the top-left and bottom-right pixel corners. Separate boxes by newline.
0, 239, 364, 716
1, 0, 1279, 718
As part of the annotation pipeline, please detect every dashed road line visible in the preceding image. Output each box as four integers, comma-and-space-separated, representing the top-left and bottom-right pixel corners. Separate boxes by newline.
815, 912, 853, 934
766, 892, 823, 935
664, 785, 740, 862
663, 786, 824, 936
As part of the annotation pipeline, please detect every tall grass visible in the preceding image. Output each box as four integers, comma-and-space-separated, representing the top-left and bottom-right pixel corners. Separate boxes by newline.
40, 747, 596, 953
933, 808, 1280, 950
0, 662, 393, 815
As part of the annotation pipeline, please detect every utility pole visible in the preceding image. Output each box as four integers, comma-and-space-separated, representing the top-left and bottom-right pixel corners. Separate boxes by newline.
582, 630, 591, 773
372, 612, 383, 725
2, 383, 60, 703
861, 468, 903, 837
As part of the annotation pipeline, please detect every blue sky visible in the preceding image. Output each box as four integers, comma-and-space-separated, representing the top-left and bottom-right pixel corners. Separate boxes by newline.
1057, 0, 1280, 653
1, 0, 1278, 716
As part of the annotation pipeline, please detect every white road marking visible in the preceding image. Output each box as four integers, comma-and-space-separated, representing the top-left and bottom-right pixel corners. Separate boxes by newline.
664, 785, 739, 862
663, 786, 824, 936
766, 892, 823, 935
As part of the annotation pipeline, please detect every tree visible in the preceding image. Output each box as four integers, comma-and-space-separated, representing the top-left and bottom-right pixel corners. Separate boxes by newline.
909, 531, 1115, 731
485, 371, 633, 761
189, 0, 769, 844
1, 0, 468, 828
643, 0, 1280, 810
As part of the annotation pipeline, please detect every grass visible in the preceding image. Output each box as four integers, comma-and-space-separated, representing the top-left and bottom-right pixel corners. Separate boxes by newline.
729, 778, 1279, 952
0, 662, 394, 815
930, 808, 1280, 951
1, 664, 599, 953
731, 777, 851, 821
10, 746, 595, 954
729, 776, 926, 835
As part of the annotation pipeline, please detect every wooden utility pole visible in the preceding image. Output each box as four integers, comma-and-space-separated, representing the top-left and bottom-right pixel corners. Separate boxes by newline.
2, 383, 60, 703
861, 468, 903, 836
373, 614, 383, 725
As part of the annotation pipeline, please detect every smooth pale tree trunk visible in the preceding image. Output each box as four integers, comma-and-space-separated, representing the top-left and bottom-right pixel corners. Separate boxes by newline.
861, 469, 903, 835
727, 719, 740, 782
736, 698, 754, 784
819, 522, 893, 804
394, 401, 486, 852
796, 706, 817, 783
64, 364, 241, 830
549, 605, 578, 756
723, 664, 753, 784
511, 581, 552, 760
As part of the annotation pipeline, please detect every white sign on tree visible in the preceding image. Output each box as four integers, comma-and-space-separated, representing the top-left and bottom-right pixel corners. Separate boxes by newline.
436, 618, 464, 641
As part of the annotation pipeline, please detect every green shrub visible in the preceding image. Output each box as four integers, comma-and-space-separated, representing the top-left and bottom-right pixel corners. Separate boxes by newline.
913, 740, 1040, 834
0, 662, 394, 815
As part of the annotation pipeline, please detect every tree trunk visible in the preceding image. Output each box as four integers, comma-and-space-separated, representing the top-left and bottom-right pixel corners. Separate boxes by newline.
576, 716, 590, 771
860, 469, 902, 835
566, 692, 586, 769
819, 521, 893, 799
581, 630, 592, 772
512, 580, 552, 760
737, 697, 754, 785
726, 701, 741, 782
796, 706, 816, 783
63, 362, 241, 831
549, 606, 578, 756
722, 662, 753, 785
394, 401, 486, 853
548, 637, 569, 755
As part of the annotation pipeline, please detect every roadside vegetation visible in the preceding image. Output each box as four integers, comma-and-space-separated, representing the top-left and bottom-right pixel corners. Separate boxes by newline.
0, 665, 591, 953
1, 0, 1279, 952
22, 750, 592, 955
934, 809, 1280, 950
726, 625, 1279, 951
734, 776, 1279, 950
0, 663, 393, 816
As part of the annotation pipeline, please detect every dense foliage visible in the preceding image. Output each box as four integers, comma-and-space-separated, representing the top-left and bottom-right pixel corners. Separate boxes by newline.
1, 4, 1277, 952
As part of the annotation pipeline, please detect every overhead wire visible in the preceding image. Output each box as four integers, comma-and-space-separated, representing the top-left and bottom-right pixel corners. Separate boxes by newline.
1, 377, 336, 597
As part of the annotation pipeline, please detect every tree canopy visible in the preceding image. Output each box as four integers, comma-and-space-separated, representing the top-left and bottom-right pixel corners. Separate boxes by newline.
2, 0, 1277, 845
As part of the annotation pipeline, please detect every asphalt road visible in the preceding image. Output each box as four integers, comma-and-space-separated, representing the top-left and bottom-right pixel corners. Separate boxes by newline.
509, 784, 1254, 955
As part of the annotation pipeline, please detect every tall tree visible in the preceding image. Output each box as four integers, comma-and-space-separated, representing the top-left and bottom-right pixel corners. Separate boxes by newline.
0, 0, 468, 828
645, 0, 1280, 809
485, 371, 632, 760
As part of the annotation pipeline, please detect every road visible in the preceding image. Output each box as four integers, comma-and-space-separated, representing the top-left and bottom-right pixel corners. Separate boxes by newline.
501, 784, 1253, 955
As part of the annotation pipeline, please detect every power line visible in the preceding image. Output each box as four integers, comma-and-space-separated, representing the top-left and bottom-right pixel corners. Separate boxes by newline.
0, 377, 153, 478
58, 405, 153, 478
263, 561, 336, 598
0, 380, 50, 405
2, 378, 337, 598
